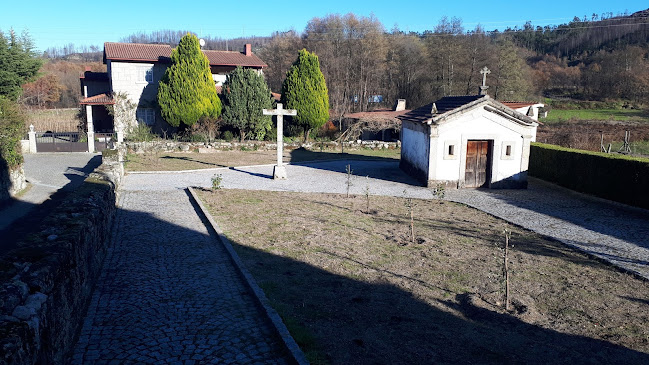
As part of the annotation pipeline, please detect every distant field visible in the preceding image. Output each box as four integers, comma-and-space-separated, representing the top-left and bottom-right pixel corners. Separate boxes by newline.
543, 108, 649, 123
25, 108, 79, 132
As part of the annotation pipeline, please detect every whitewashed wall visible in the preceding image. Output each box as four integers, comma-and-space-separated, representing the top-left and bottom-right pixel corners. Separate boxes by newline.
400, 120, 430, 181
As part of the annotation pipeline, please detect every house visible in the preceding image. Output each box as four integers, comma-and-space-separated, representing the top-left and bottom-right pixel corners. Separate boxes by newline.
341, 99, 410, 142
397, 95, 538, 189
79, 42, 267, 149
501, 101, 545, 121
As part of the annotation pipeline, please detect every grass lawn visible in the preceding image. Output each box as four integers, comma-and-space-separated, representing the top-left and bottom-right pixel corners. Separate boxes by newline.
543, 108, 649, 124
125, 147, 400, 171
197, 189, 649, 364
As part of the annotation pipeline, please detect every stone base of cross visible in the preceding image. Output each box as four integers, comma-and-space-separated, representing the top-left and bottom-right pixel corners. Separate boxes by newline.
263, 103, 297, 179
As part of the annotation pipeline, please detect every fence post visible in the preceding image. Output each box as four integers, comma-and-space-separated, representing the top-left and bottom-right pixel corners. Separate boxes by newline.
28, 124, 37, 153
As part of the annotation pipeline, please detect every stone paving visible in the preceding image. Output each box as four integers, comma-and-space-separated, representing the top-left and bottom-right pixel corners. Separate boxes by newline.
71, 189, 290, 364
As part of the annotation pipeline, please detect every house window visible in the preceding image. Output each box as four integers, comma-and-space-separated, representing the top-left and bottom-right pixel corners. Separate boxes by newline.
137, 67, 153, 83
505, 145, 512, 156
136, 108, 155, 126
448, 145, 455, 156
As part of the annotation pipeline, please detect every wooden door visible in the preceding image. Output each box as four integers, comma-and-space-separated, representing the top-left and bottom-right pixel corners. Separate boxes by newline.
465, 140, 491, 188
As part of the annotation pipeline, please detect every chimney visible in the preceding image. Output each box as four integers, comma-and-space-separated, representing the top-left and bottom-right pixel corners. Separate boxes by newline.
85, 66, 92, 72
395, 99, 406, 111
244, 44, 251, 56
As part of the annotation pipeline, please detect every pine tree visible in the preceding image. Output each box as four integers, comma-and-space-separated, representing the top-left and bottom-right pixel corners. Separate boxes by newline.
281, 49, 329, 141
221, 67, 273, 142
157, 34, 221, 128
0, 29, 41, 100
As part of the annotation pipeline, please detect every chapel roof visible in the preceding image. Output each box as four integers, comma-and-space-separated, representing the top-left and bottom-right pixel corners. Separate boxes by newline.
397, 95, 537, 126
103, 42, 267, 68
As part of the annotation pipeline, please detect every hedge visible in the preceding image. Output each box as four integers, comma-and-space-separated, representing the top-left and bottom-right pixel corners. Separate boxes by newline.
529, 142, 649, 210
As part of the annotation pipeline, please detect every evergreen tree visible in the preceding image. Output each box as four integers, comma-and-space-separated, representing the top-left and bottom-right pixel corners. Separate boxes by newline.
221, 66, 273, 142
281, 49, 329, 141
0, 29, 41, 100
157, 34, 221, 128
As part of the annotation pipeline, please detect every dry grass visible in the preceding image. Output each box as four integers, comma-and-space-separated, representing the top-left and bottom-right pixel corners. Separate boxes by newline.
197, 189, 649, 364
25, 108, 80, 132
125, 147, 400, 171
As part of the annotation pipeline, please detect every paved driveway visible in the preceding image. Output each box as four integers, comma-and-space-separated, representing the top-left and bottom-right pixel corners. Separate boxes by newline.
0, 153, 101, 231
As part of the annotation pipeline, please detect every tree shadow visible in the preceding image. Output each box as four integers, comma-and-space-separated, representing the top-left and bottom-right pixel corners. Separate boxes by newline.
225, 236, 649, 364
471, 177, 649, 263
159, 155, 228, 168
288, 148, 422, 186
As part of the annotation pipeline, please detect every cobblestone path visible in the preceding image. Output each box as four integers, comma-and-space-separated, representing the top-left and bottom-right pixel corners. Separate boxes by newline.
446, 177, 649, 279
71, 189, 290, 364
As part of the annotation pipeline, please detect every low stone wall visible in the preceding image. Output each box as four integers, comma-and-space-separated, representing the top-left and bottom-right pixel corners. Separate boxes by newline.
126, 139, 400, 154
0, 150, 123, 364
0, 165, 27, 205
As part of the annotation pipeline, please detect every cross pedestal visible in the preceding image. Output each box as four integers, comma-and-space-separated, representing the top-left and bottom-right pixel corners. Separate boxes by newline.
263, 103, 297, 179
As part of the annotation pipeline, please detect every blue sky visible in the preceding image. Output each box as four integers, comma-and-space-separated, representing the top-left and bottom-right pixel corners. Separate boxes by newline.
2, 0, 647, 52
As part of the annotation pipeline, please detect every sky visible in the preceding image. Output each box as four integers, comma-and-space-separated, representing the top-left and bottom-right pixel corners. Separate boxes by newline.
2, 0, 648, 52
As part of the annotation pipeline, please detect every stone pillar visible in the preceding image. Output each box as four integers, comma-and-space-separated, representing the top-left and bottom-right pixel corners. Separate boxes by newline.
28, 124, 37, 153
86, 105, 95, 153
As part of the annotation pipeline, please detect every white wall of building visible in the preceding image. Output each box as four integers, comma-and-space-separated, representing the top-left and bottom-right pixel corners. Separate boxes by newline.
400, 120, 430, 180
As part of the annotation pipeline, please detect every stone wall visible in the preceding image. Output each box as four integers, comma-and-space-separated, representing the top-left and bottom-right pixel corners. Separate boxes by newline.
0, 151, 123, 364
126, 139, 400, 154
0, 165, 26, 205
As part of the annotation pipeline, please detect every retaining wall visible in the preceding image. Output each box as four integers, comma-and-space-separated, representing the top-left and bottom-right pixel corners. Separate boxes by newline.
0, 151, 123, 364
126, 140, 400, 154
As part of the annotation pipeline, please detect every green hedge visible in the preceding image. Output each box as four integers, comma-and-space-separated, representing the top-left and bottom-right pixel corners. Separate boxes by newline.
529, 143, 649, 209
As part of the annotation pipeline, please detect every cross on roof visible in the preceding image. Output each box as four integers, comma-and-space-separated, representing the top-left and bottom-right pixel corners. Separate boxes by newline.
479, 67, 491, 95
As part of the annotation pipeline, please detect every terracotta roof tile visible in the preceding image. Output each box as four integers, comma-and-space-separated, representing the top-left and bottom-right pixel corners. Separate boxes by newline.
501, 101, 536, 109
80, 93, 114, 105
103, 42, 266, 67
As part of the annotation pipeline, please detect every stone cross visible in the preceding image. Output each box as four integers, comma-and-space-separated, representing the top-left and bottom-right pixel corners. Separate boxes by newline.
479, 67, 491, 95
263, 103, 297, 179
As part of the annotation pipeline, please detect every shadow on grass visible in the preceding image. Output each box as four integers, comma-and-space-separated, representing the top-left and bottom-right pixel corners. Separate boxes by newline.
160, 155, 229, 168
227, 239, 649, 364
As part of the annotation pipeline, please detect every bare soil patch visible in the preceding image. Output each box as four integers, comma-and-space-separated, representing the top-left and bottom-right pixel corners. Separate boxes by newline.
197, 189, 649, 364
125, 147, 399, 171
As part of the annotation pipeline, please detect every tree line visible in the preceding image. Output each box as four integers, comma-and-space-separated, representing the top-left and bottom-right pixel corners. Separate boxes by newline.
18, 8, 649, 112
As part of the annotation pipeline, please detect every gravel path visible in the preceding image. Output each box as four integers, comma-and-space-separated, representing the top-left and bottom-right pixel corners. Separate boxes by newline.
71, 189, 290, 364
445, 177, 649, 279
127, 160, 649, 279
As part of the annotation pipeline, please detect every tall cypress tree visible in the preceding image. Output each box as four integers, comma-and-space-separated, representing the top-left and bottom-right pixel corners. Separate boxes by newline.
157, 34, 221, 127
221, 66, 273, 142
281, 49, 329, 141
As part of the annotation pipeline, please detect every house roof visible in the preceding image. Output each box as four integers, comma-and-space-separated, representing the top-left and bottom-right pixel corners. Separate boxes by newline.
344, 109, 411, 121
501, 101, 540, 109
103, 42, 267, 68
397, 95, 537, 126
80, 93, 114, 105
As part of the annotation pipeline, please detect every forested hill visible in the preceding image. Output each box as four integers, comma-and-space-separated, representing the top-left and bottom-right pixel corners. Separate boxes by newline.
509, 8, 649, 59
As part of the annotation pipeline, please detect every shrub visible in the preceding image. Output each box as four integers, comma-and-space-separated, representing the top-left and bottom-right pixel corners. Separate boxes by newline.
0, 97, 26, 168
